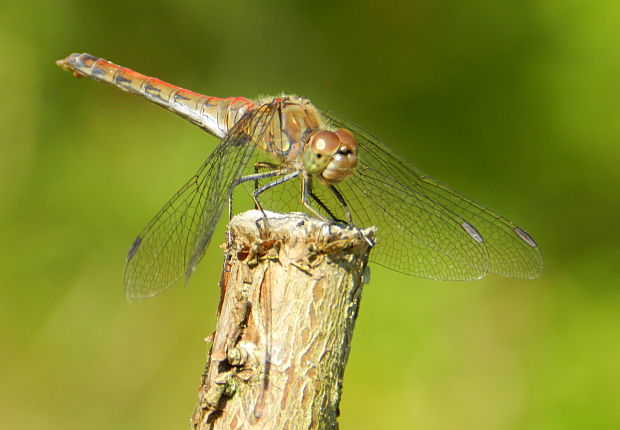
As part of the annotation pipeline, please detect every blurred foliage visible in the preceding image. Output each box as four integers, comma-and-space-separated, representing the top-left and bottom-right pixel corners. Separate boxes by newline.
1, 0, 619, 429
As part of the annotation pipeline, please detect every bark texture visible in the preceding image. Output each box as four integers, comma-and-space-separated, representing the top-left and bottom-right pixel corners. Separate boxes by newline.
192, 210, 375, 430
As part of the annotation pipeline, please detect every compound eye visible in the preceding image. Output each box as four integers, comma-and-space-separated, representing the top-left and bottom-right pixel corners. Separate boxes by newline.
335, 128, 355, 147
310, 130, 340, 156
335, 128, 358, 155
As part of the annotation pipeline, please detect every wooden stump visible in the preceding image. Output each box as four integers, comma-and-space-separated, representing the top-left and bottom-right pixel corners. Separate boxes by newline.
192, 210, 375, 429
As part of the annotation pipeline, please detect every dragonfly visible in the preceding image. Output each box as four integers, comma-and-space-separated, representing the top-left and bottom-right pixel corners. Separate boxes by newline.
57, 53, 543, 300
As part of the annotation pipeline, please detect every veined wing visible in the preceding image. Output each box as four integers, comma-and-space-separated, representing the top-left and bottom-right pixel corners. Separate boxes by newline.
124, 104, 275, 300
319, 109, 543, 280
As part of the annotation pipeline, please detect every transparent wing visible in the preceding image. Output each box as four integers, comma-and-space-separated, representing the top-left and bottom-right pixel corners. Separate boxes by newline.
249, 108, 543, 280
319, 108, 543, 280
124, 105, 275, 300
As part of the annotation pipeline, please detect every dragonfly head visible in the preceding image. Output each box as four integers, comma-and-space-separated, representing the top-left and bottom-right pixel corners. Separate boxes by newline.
304, 128, 358, 184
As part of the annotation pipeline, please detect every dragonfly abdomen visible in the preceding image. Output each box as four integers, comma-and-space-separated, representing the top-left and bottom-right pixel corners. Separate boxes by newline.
57, 53, 254, 138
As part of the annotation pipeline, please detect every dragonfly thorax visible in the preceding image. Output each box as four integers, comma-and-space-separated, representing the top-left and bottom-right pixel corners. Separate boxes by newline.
259, 96, 359, 183
257, 97, 319, 165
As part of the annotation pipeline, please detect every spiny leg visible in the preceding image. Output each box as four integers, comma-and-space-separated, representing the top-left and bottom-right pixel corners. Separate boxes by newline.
253, 171, 300, 208
250, 171, 300, 236
253, 162, 281, 209
234, 168, 290, 214
304, 181, 349, 224
301, 174, 331, 222
224, 169, 287, 268
328, 184, 353, 224
301, 175, 347, 223
227, 169, 284, 228
326, 183, 371, 245
231, 169, 300, 236
308, 191, 342, 223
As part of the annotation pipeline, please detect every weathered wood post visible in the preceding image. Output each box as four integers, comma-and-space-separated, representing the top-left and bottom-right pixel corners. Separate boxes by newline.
192, 210, 375, 429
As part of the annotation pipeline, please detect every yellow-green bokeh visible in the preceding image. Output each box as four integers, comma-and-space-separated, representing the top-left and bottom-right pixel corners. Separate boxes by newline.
1, 1, 618, 429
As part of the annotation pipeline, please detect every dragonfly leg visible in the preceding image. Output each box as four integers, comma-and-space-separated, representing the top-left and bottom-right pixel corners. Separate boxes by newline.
328, 185, 353, 224
234, 170, 300, 236
307, 190, 344, 223
253, 171, 301, 213
225, 169, 285, 254
253, 162, 281, 209
234, 169, 291, 213
301, 174, 330, 222
253, 171, 301, 238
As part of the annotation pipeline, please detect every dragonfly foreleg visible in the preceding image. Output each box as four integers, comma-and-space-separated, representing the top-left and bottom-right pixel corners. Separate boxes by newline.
301, 174, 330, 222
328, 185, 353, 224
307, 191, 342, 223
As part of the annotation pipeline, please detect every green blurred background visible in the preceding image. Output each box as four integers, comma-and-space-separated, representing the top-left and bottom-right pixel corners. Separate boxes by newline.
1, 1, 619, 428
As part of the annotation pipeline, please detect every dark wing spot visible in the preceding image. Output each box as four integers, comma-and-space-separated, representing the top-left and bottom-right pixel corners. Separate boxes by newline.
127, 236, 142, 261
513, 227, 538, 248
460, 221, 484, 243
